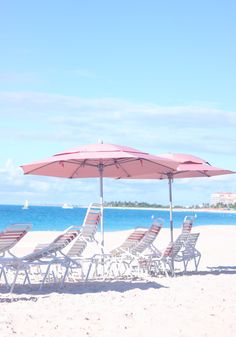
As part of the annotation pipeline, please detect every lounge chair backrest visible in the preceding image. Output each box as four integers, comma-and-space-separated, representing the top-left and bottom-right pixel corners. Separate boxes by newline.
126, 228, 148, 243
162, 242, 174, 257
182, 233, 200, 256
66, 203, 101, 257
66, 238, 87, 257
80, 203, 101, 241
173, 232, 189, 253
162, 232, 189, 258
24, 226, 79, 261
110, 227, 149, 256
171, 238, 185, 258
0, 223, 32, 256
182, 215, 195, 233
131, 221, 162, 254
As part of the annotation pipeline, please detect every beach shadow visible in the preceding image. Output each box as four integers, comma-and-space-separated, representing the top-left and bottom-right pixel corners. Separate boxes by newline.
175, 265, 236, 277
63, 279, 167, 294
0, 279, 167, 297
206, 265, 236, 274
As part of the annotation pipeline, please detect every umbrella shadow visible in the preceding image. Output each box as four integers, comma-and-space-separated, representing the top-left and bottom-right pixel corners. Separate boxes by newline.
206, 265, 236, 274
175, 265, 236, 277
0, 279, 167, 299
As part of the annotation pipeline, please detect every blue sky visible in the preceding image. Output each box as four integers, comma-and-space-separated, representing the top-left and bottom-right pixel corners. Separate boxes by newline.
0, 0, 236, 206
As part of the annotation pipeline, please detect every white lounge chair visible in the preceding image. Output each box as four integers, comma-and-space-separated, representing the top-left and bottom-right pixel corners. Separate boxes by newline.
0, 223, 32, 286
81, 226, 149, 280
0, 226, 79, 293
0, 223, 32, 257
136, 217, 196, 277
59, 203, 101, 284
89, 219, 164, 280
143, 231, 190, 277
174, 233, 201, 272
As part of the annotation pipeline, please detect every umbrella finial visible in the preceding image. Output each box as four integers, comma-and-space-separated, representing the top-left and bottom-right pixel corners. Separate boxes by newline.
98, 139, 103, 144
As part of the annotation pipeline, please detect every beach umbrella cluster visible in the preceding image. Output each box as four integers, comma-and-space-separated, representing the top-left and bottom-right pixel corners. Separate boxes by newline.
20, 143, 235, 247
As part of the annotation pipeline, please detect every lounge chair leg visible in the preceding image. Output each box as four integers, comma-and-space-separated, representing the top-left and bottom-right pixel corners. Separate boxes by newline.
51, 270, 57, 283
23, 270, 31, 286
0, 268, 10, 287
195, 254, 201, 271
163, 262, 170, 277
40, 264, 51, 290
61, 264, 70, 287
106, 261, 114, 278
10, 266, 20, 293
85, 261, 93, 281
183, 260, 188, 273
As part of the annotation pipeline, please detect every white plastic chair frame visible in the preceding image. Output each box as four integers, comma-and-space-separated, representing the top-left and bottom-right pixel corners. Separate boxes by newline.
57, 203, 101, 286
0, 226, 79, 293
89, 219, 164, 280
174, 233, 201, 272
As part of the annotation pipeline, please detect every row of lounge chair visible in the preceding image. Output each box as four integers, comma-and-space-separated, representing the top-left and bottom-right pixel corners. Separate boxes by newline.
0, 203, 201, 292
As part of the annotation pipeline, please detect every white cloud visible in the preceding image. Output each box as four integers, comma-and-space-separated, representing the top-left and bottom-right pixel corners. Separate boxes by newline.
0, 91, 236, 205
28, 181, 50, 193
0, 92, 233, 161
0, 159, 24, 187
0, 91, 235, 122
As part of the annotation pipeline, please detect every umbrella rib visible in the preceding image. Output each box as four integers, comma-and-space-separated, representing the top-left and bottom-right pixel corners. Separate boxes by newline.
23, 162, 58, 175
103, 157, 176, 172
138, 158, 177, 171
102, 158, 157, 177
23, 155, 177, 177
174, 170, 211, 178
113, 161, 131, 177
68, 160, 105, 178
23, 160, 100, 176
61, 159, 98, 167
69, 162, 84, 178
197, 171, 211, 177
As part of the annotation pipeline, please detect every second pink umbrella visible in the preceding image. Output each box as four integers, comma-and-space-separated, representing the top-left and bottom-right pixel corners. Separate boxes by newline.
125, 153, 235, 243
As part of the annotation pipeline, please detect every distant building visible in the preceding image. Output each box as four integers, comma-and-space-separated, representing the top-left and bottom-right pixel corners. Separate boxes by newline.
210, 192, 236, 206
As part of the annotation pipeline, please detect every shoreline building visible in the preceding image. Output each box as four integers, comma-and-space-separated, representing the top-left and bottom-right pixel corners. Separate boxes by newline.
211, 192, 236, 206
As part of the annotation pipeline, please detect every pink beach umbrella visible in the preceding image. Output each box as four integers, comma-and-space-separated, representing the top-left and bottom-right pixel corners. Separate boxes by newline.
125, 153, 235, 243
20, 143, 178, 247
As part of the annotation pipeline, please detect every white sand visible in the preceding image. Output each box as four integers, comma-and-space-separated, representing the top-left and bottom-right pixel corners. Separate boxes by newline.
1, 225, 236, 337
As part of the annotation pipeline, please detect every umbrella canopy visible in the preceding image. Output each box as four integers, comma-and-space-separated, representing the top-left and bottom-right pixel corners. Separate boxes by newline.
21, 143, 178, 179
21, 143, 179, 247
159, 152, 208, 165
124, 153, 235, 243
174, 163, 234, 179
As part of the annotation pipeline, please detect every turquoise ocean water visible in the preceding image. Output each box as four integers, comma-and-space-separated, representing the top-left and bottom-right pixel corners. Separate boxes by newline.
0, 204, 236, 232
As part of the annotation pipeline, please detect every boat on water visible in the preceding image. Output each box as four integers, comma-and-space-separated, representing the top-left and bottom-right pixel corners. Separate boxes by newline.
62, 203, 74, 209
22, 200, 29, 209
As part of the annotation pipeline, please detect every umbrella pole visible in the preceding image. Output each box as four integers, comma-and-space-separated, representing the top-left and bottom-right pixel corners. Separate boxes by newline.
98, 164, 104, 249
168, 174, 175, 276
168, 175, 174, 244
98, 164, 105, 278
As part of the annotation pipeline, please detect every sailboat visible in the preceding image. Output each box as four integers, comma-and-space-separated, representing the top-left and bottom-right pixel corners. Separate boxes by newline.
62, 203, 74, 209
22, 199, 29, 209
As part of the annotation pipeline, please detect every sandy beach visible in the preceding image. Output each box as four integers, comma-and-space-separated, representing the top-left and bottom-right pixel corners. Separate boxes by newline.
1, 225, 236, 337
